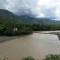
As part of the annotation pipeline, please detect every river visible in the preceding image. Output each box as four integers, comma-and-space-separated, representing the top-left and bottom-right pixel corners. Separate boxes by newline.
0, 31, 60, 60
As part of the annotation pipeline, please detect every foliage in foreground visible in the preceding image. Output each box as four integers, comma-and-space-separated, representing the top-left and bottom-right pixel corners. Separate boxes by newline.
1, 54, 60, 60
22, 56, 35, 60
22, 54, 60, 60
43, 54, 60, 60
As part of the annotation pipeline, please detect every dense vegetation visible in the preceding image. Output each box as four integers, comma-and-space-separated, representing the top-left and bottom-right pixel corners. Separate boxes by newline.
1, 20, 60, 36
0, 9, 60, 36
2, 54, 60, 60
22, 54, 60, 60
43, 54, 60, 60
0, 20, 32, 36
22, 56, 35, 60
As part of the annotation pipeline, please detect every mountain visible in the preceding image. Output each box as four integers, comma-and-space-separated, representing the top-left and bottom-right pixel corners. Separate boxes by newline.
0, 9, 60, 25
0, 9, 17, 24
0, 9, 14, 17
16, 15, 60, 25
0, 9, 33, 23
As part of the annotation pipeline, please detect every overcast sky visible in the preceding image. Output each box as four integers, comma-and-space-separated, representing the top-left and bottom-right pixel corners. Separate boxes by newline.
0, 0, 60, 20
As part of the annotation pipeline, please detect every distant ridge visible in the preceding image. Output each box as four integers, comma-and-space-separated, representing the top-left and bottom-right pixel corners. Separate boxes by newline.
0, 9, 17, 24
0, 9, 14, 17
0, 9, 60, 25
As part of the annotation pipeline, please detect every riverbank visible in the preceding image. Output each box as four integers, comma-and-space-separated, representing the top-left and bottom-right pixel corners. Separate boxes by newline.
39, 31, 60, 40
0, 31, 60, 43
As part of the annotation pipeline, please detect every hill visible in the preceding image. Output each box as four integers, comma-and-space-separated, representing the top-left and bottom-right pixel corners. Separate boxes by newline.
0, 9, 60, 25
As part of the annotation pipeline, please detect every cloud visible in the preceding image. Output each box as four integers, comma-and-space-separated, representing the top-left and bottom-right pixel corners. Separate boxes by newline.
0, 0, 60, 20
5, 0, 37, 14
0, 0, 7, 9
36, 0, 60, 20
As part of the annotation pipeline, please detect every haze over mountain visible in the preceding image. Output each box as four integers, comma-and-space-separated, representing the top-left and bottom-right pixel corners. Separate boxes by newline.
0, 9, 60, 25
0, 9, 14, 17
0, 0, 60, 20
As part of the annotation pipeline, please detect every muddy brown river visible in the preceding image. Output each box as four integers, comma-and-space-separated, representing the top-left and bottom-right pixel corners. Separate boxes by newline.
0, 31, 60, 60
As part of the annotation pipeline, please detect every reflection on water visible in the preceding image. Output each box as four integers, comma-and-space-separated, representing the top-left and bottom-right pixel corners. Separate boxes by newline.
0, 32, 60, 60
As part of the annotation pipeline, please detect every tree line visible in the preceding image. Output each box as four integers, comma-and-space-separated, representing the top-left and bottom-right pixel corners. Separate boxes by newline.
0, 17, 60, 36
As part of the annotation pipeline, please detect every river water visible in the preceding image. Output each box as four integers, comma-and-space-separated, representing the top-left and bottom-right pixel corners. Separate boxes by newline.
0, 32, 60, 60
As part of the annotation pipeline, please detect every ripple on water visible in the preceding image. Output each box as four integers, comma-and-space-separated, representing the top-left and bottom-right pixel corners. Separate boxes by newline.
0, 32, 60, 60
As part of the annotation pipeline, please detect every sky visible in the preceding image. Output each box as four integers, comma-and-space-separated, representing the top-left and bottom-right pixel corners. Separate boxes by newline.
0, 0, 60, 20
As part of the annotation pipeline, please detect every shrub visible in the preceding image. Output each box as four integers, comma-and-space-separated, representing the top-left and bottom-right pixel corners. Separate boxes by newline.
43, 54, 60, 60
22, 56, 35, 60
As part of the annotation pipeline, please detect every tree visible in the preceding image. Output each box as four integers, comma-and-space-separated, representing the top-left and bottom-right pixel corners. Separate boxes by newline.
43, 54, 60, 60
22, 56, 35, 60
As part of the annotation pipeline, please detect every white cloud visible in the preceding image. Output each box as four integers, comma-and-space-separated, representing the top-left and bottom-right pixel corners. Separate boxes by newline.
36, 13, 46, 18
0, 0, 60, 20
36, 0, 60, 20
